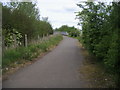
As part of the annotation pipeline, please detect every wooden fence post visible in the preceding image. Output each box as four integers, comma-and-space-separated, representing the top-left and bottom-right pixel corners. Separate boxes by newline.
13, 34, 17, 48
37, 35, 40, 43
25, 34, 27, 47
2, 35, 5, 57
43, 34, 44, 41
38, 35, 40, 39
47, 33, 49, 40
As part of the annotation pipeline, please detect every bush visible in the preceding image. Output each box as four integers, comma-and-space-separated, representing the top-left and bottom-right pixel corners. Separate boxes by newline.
104, 32, 118, 71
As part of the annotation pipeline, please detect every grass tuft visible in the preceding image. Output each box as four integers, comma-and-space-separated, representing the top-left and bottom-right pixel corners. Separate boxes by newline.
2, 35, 63, 68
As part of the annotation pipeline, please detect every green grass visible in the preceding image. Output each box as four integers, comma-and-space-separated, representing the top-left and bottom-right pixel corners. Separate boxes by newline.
2, 35, 63, 68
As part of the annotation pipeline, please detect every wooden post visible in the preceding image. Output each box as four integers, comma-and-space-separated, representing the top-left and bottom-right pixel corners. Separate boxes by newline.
25, 34, 27, 47
43, 34, 44, 41
37, 35, 40, 43
39, 36, 41, 43
47, 33, 48, 40
13, 34, 17, 48
38, 35, 40, 39
2, 34, 5, 57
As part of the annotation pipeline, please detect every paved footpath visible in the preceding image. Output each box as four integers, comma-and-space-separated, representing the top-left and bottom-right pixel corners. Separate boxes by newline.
3, 36, 88, 88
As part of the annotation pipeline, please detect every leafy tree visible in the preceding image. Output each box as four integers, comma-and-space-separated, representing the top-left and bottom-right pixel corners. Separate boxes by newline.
57, 25, 80, 37
76, 2, 120, 87
2, 2, 53, 46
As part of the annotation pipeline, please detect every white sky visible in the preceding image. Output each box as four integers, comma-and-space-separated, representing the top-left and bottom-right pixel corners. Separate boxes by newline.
36, 0, 113, 29
36, 0, 82, 29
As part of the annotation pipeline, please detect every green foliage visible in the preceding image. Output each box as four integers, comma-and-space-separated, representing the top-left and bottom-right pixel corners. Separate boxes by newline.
56, 25, 80, 37
104, 30, 118, 70
3, 29, 22, 47
76, 2, 120, 87
2, 35, 63, 68
2, 2, 53, 46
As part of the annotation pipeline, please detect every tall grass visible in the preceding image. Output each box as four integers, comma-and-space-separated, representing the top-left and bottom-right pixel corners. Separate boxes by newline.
2, 35, 63, 68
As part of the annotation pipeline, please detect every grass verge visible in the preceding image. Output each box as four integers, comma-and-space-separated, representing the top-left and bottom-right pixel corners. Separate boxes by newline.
2, 35, 63, 78
78, 42, 116, 88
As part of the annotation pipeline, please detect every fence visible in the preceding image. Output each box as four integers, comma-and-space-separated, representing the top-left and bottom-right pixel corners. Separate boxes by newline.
2, 34, 54, 53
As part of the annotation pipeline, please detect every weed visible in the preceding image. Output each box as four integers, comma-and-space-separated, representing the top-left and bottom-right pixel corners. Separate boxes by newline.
2, 35, 63, 68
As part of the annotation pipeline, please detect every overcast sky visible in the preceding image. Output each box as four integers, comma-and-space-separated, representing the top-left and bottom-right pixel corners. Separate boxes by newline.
36, 0, 82, 29
35, 0, 113, 29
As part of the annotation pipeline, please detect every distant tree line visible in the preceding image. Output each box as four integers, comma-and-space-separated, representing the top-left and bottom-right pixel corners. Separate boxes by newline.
76, 2, 120, 87
2, 2, 53, 47
56, 25, 80, 37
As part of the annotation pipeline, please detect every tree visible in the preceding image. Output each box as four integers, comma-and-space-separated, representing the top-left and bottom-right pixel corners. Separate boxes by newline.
57, 25, 80, 37
2, 2, 53, 46
76, 2, 120, 87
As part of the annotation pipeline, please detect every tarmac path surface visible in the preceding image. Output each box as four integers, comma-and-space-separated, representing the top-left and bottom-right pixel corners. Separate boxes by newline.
3, 36, 88, 88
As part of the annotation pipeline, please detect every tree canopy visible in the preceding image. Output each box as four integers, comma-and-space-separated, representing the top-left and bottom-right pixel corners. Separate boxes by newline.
2, 2, 53, 46
56, 25, 80, 37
